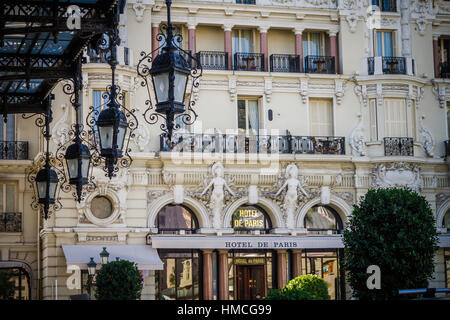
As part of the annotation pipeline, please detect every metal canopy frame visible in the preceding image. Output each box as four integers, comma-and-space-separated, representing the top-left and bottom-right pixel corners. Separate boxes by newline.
0, 0, 120, 115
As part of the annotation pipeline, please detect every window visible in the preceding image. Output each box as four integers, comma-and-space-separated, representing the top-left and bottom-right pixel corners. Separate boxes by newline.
372, 0, 397, 12
375, 31, 395, 57
0, 182, 15, 213
237, 99, 260, 135
0, 268, 30, 300
304, 205, 343, 234
384, 98, 407, 137
0, 115, 15, 142
232, 29, 255, 54
231, 205, 272, 234
156, 250, 200, 300
369, 99, 378, 141
309, 99, 333, 136
90, 196, 113, 219
156, 204, 198, 234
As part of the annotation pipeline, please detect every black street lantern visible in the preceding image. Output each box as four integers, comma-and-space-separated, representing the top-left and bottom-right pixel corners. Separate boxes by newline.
65, 141, 91, 186
137, 0, 202, 146
100, 247, 109, 265
150, 47, 190, 115
96, 106, 128, 159
35, 166, 59, 205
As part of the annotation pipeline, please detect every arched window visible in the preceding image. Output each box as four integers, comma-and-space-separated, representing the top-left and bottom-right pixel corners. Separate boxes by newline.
0, 267, 30, 300
304, 205, 343, 235
156, 204, 198, 234
231, 205, 272, 234
443, 209, 450, 231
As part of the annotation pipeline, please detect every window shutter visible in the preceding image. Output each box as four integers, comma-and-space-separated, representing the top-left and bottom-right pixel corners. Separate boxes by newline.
384, 99, 407, 137
310, 99, 333, 136
369, 99, 378, 141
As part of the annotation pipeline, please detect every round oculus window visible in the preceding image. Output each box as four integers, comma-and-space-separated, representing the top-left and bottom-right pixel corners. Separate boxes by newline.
90, 196, 113, 219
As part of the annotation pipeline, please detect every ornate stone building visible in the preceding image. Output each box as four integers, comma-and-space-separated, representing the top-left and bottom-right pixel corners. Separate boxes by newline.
1, 0, 450, 300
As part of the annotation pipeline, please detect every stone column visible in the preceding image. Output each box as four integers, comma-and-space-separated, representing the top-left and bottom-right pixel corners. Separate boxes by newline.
203, 250, 214, 300
277, 250, 288, 288
329, 31, 338, 74
223, 24, 233, 70
433, 36, 440, 78
294, 29, 303, 72
152, 23, 159, 59
259, 27, 268, 71
218, 250, 229, 300
291, 250, 303, 278
188, 23, 197, 55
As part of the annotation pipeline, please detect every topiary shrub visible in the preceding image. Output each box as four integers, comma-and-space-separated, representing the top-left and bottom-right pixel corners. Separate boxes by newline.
95, 260, 143, 300
265, 274, 330, 300
343, 188, 439, 300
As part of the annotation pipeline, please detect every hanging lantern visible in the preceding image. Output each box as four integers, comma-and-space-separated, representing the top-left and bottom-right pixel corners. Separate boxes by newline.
96, 106, 128, 159
64, 142, 91, 186
35, 167, 59, 204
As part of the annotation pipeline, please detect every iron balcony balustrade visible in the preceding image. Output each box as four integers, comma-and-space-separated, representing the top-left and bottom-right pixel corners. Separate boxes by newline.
234, 53, 265, 72
384, 137, 414, 156
372, 0, 397, 12
270, 54, 301, 73
368, 56, 407, 75
85, 46, 131, 66
236, 0, 256, 4
196, 51, 228, 70
0, 212, 22, 233
440, 62, 450, 78
0, 141, 28, 160
304, 55, 336, 74
160, 133, 345, 155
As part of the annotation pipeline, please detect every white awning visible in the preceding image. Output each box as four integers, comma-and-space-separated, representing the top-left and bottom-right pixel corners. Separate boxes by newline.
438, 235, 450, 248
62, 245, 163, 270
149, 235, 344, 249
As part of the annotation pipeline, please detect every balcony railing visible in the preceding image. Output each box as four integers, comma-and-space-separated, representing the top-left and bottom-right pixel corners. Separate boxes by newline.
161, 133, 345, 155
304, 55, 335, 74
372, 0, 397, 12
234, 53, 265, 72
440, 62, 450, 78
0, 141, 28, 160
236, 0, 256, 4
86, 46, 130, 66
0, 212, 22, 232
270, 54, 301, 73
384, 137, 414, 156
381, 57, 406, 75
196, 51, 228, 70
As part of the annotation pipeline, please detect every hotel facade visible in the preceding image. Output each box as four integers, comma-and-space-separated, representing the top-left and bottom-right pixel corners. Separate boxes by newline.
1, 0, 450, 300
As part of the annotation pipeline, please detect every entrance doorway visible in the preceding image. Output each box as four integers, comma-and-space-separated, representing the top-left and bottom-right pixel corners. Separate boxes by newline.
236, 265, 266, 300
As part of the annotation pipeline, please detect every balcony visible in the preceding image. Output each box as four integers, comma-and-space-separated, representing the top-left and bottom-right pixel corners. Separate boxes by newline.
365, 57, 414, 75
384, 137, 414, 156
0, 141, 28, 160
234, 53, 265, 72
440, 62, 450, 78
85, 46, 131, 66
304, 55, 335, 74
0, 212, 21, 232
196, 51, 228, 70
161, 133, 345, 155
270, 54, 301, 73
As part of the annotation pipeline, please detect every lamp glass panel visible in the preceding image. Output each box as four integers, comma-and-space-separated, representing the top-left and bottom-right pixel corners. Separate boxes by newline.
49, 181, 57, 200
117, 125, 127, 151
67, 158, 78, 179
81, 158, 90, 179
37, 181, 46, 199
99, 125, 114, 149
174, 71, 188, 104
153, 73, 169, 103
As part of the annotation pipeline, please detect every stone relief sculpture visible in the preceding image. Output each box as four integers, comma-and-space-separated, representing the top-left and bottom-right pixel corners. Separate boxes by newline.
274, 164, 309, 229
51, 103, 70, 146
200, 163, 235, 229
371, 162, 422, 191
418, 115, 435, 158
349, 112, 365, 157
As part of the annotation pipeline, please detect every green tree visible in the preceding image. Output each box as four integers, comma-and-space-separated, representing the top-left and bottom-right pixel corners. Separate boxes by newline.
95, 260, 143, 300
265, 274, 330, 300
0, 269, 15, 300
343, 188, 439, 300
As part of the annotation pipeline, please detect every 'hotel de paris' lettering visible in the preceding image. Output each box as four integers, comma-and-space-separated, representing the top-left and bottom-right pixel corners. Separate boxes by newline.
224, 241, 298, 249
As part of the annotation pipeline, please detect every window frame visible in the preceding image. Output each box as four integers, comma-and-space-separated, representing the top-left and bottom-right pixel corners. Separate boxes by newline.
232, 29, 257, 54
236, 98, 261, 135
156, 204, 199, 234
374, 30, 396, 57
